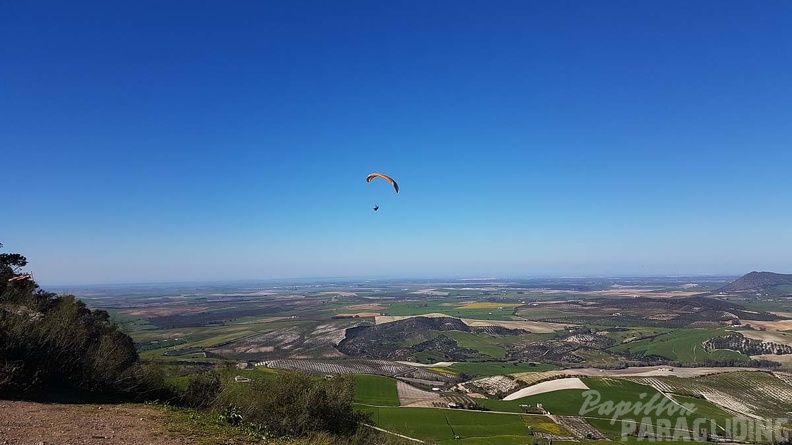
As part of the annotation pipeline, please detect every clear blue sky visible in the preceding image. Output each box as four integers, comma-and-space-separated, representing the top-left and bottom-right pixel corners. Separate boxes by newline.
2, 1, 791, 285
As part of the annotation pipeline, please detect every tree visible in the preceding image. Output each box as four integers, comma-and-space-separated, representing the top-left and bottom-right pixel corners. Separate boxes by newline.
0, 242, 30, 295
0, 242, 156, 397
238, 371, 368, 438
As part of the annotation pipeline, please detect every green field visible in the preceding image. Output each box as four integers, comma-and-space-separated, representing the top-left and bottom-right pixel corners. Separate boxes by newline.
353, 374, 399, 406
83, 279, 792, 445
443, 331, 509, 358
479, 377, 737, 440
445, 361, 556, 377
600, 327, 670, 343
607, 328, 749, 362
106, 309, 158, 332
479, 388, 587, 414
363, 406, 565, 445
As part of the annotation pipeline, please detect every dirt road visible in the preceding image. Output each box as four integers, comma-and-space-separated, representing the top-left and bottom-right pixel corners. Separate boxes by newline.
0, 400, 255, 445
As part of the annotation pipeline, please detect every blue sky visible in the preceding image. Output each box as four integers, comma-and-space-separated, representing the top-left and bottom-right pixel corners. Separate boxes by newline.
2, 1, 791, 284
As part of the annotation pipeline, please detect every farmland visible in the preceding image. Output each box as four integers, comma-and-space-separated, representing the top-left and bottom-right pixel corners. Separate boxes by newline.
379, 300, 519, 321
606, 328, 750, 362
629, 371, 792, 421
443, 361, 556, 377
354, 374, 400, 406
63, 275, 792, 444
352, 373, 746, 440
360, 406, 571, 445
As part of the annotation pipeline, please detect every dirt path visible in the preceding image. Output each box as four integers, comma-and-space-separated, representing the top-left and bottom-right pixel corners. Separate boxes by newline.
0, 400, 256, 445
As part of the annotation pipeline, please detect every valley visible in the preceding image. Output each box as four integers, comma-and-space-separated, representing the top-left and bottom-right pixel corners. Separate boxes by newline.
69, 274, 792, 444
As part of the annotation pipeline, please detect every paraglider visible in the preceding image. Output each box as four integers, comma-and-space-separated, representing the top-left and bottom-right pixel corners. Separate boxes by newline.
7, 272, 32, 282
366, 173, 399, 193
367, 172, 397, 211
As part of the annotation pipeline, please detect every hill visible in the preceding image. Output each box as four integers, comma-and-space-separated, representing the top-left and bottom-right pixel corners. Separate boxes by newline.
337, 316, 526, 360
717, 271, 792, 293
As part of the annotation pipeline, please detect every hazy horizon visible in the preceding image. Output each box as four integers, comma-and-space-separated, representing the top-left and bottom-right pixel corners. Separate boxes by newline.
3, 1, 791, 285
40, 271, 752, 289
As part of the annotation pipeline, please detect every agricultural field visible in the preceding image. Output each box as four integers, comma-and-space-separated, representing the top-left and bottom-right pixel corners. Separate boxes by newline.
378, 300, 519, 321
66, 276, 792, 445
353, 374, 400, 406
443, 361, 556, 377
83, 277, 792, 378
478, 376, 748, 440
102, 275, 787, 367
606, 328, 750, 362
362, 406, 570, 445
495, 375, 636, 406
260, 358, 452, 383
441, 331, 509, 358
630, 371, 792, 421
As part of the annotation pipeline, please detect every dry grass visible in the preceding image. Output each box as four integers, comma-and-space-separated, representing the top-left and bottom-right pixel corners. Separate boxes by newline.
737, 329, 792, 345
396, 380, 442, 407
751, 354, 792, 364
742, 319, 792, 331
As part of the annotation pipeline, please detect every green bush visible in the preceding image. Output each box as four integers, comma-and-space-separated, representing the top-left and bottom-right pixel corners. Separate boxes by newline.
213, 370, 369, 439
0, 243, 168, 399
183, 370, 222, 409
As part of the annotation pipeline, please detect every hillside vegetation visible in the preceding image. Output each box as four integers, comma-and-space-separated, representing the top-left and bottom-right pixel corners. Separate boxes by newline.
0, 245, 160, 397
0, 244, 407, 444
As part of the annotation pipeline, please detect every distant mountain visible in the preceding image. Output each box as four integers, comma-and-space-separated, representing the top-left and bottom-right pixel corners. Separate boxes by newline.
716, 271, 792, 293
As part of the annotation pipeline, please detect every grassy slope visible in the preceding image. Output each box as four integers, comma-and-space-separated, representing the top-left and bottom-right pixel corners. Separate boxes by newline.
607, 329, 748, 362
442, 331, 508, 358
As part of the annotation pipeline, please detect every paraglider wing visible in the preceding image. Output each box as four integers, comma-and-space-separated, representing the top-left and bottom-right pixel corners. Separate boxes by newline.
366, 172, 399, 193
8, 273, 32, 282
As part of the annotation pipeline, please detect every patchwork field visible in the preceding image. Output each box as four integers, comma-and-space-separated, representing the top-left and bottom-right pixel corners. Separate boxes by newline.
74, 276, 792, 445
629, 371, 792, 421
375, 314, 569, 333
349, 370, 769, 443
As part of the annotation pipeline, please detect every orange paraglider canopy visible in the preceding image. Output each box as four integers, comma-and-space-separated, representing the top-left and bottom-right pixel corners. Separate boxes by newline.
366, 172, 399, 193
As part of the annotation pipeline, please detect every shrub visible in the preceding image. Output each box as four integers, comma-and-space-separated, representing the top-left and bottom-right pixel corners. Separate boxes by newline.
183, 370, 222, 409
